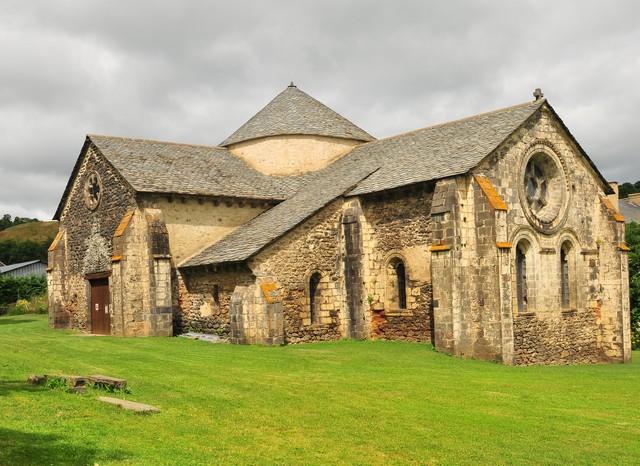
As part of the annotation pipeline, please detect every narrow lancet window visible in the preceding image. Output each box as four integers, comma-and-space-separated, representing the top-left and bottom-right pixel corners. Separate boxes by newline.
213, 285, 220, 307
560, 241, 574, 309
387, 258, 408, 310
516, 244, 528, 313
309, 272, 321, 324
396, 262, 407, 309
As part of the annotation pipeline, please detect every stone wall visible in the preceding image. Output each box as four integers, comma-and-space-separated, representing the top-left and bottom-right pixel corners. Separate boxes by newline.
245, 187, 437, 345
513, 309, 599, 365
47, 230, 67, 327
175, 266, 254, 336
250, 200, 345, 343
142, 194, 268, 264
427, 105, 630, 365
360, 187, 435, 343
50, 143, 137, 332
472, 105, 630, 363
342, 200, 366, 339
110, 210, 149, 336
229, 134, 360, 176
430, 179, 460, 355
229, 278, 284, 345
458, 176, 511, 361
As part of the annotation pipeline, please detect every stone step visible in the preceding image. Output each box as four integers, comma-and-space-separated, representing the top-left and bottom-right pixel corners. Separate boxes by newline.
97, 396, 160, 413
44, 374, 88, 387
28, 374, 127, 391
87, 374, 127, 390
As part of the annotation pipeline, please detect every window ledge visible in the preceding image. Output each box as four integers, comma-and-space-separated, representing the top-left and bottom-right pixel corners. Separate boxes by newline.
385, 310, 414, 317
515, 311, 536, 319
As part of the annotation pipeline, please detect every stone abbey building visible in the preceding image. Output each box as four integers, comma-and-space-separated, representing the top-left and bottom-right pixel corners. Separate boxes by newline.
48, 84, 631, 365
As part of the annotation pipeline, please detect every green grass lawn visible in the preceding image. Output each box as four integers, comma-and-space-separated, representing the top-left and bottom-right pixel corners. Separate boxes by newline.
1, 315, 640, 465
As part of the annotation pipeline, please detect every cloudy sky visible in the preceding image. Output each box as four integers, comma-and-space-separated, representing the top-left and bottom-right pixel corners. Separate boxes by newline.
1, 0, 638, 220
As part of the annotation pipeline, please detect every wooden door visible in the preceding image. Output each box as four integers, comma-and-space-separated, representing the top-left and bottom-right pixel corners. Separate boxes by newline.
90, 278, 111, 335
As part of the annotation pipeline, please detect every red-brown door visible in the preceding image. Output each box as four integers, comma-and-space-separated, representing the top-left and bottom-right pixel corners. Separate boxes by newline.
90, 278, 111, 335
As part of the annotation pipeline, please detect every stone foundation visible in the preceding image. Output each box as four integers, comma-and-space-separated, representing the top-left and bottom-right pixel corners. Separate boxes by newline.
513, 309, 599, 365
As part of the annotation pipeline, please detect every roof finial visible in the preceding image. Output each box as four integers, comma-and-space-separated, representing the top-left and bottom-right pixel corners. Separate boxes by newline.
288, 81, 296, 88
533, 88, 544, 101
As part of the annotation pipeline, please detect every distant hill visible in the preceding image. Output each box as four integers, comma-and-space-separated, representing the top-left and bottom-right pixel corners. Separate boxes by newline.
0, 221, 59, 244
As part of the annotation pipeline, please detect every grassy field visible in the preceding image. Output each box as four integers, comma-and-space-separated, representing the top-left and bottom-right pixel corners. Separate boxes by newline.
0, 221, 58, 243
1, 315, 640, 465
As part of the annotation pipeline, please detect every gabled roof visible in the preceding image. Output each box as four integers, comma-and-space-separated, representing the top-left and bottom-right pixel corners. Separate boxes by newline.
183, 98, 611, 268
619, 198, 640, 223
347, 99, 546, 195
180, 149, 382, 268
220, 84, 375, 146
54, 86, 613, 267
88, 136, 303, 199
54, 135, 308, 219
0, 260, 45, 274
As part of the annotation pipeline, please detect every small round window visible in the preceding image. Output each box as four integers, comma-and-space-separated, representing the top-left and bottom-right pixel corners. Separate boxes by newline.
519, 144, 569, 233
84, 171, 102, 210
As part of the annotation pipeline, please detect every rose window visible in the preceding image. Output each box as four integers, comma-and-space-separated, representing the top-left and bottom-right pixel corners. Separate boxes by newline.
518, 145, 569, 233
84, 172, 102, 210
525, 160, 548, 214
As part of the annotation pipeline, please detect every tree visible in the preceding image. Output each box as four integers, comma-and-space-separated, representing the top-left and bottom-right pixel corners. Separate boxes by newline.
0, 239, 51, 264
619, 182, 635, 200
0, 214, 12, 232
0, 214, 39, 233
626, 221, 640, 348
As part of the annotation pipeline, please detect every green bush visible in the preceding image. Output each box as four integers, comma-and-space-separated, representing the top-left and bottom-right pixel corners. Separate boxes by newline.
0, 275, 47, 305
0, 238, 50, 264
4, 294, 48, 315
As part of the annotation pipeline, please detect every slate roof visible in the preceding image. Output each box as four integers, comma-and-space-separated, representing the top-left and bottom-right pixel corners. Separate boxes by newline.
182, 100, 553, 267
180, 149, 382, 267
619, 198, 640, 223
56, 85, 612, 267
220, 84, 375, 146
187, 96, 619, 267
90, 135, 303, 199
348, 100, 546, 195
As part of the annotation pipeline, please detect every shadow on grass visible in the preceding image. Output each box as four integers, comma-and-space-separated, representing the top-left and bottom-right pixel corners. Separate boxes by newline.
0, 427, 129, 465
0, 317, 35, 325
0, 379, 43, 397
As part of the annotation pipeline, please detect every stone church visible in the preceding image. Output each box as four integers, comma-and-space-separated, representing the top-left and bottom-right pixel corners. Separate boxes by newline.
48, 84, 631, 365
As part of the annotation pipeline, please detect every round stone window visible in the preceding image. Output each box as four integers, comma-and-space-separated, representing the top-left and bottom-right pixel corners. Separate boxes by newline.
83, 171, 102, 210
518, 144, 569, 233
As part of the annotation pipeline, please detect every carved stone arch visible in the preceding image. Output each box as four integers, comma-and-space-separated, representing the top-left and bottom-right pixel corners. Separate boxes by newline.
518, 140, 571, 234
305, 269, 324, 325
384, 252, 408, 311
510, 228, 540, 314
557, 230, 581, 310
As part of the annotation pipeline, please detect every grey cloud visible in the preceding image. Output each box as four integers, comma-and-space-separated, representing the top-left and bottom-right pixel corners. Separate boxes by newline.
0, 0, 639, 219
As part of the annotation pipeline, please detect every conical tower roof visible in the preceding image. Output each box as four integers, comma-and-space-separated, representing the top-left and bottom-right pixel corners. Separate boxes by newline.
220, 83, 375, 146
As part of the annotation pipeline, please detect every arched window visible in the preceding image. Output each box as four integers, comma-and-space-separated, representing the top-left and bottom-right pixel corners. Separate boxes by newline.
386, 258, 407, 310
396, 262, 407, 309
516, 241, 529, 313
560, 241, 574, 309
309, 272, 322, 324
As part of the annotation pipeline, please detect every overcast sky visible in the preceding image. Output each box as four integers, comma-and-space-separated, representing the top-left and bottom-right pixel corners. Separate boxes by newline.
1, 0, 638, 220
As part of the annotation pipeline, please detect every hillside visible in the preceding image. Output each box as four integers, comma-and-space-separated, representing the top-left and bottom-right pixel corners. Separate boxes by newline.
0, 221, 59, 243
